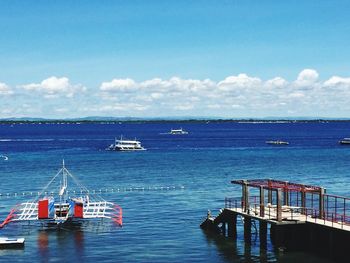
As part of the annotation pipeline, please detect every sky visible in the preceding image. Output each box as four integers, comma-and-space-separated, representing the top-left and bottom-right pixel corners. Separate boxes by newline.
1, 0, 350, 118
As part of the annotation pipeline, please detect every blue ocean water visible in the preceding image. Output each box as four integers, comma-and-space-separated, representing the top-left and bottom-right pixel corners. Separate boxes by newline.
0, 122, 349, 262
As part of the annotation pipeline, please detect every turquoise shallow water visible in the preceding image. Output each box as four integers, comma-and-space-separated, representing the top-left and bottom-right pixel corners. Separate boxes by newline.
0, 122, 349, 262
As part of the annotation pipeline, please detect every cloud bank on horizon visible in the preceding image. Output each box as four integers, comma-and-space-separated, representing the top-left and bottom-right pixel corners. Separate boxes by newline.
1, 69, 350, 118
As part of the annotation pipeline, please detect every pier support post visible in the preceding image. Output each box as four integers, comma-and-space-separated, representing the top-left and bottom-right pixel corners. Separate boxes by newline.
277, 188, 282, 222
259, 221, 268, 249
259, 186, 265, 217
244, 241, 252, 261
228, 214, 237, 239
268, 179, 272, 204
241, 181, 245, 210
301, 188, 306, 214
244, 217, 252, 243
270, 225, 284, 250
243, 180, 249, 213
319, 187, 325, 219
221, 222, 226, 236
283, 181, 289, 206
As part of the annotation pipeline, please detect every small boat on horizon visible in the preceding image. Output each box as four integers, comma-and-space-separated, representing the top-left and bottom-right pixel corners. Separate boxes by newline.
107, 136, 146, 151
339, 138, 350, 145
168, 128, 188, 135
0, 155, 8, 161
266, 140, 289, 145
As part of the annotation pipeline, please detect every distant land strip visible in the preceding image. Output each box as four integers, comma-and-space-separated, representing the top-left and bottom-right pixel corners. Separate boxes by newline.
1, 118, 350, 124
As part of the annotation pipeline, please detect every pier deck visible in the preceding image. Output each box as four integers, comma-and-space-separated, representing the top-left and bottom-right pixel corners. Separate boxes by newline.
225, 206, 350, 231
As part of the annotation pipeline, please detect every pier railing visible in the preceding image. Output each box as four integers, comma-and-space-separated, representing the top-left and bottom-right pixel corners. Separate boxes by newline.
225, 196, 350, 228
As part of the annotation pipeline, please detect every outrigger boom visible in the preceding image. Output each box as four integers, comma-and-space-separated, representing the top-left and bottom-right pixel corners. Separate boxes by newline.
0, 161, 122, 228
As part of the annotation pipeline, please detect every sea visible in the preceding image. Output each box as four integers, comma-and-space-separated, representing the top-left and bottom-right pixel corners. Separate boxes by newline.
0, 121, 349, 262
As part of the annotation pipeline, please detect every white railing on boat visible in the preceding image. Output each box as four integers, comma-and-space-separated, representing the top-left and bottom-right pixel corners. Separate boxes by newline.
15, 202, 38, 221
13, 201, 119, 221
84, 201, 114, 218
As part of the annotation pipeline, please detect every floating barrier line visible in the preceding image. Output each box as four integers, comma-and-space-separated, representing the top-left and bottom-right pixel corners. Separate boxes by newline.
0, 185, 185, 198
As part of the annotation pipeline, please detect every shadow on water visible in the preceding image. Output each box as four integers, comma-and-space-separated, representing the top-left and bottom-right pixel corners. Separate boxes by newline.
202, 229, 271, 263
37, 225, 85, 260
202, 228, 334, 263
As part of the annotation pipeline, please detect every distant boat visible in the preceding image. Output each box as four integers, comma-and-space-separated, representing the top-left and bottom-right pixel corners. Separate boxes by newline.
266, 140, 289, 145
339, 138, 350, 145
0, 237, 25, 248
107, 136, 146, 151
0, 155, 8, 161
169, 128, 188, 135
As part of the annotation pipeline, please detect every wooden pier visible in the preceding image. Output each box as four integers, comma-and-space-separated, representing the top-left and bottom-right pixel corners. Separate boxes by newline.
201, 179, 350, 261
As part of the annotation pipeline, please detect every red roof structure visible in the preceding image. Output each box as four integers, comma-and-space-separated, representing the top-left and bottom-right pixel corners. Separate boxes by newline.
231, 179, 323, 193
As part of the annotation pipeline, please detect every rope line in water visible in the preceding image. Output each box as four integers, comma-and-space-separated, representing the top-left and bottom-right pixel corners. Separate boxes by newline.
0, 185, 185, 198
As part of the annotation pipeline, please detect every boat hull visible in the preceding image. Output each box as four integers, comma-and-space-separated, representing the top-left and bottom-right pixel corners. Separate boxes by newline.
108, 146, 146, 151
0, 237, 25, 249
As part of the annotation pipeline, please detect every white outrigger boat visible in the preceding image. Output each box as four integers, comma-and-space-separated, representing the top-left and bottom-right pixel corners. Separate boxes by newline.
0, 161, 122, 229
339, 138, 350, 145
107, 136, 146, 151
169, 128, 188, 135
266, 140, 289, 145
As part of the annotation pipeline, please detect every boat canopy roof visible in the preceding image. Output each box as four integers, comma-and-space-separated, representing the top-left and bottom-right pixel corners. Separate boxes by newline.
116, 140, 141, 144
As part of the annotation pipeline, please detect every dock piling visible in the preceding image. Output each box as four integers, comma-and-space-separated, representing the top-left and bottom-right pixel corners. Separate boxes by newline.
243, 180, 249, 212
259, 186, 265, 217
283, 181, 289, 206
244, 217, 252, 243
228, 214, 237, 239
259, 221, 268, 249
221, 222, 226, 236
319, 187, 325, 219
301, 187, 306, 214
268, 179, 272, 204
277, 188, 282, 222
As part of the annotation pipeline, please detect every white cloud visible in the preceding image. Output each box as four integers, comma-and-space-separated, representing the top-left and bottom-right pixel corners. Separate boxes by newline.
139, 78, 170, 91
265, 77, 288, 89
0, 108, 12, 114
0, 103, 40, 117
150, 92, 164, 99
98, 77, 216, 113
173, 104, 194, 111
100, 78, 136, 92
3, 68, 350, 118
54, 108, 69, 113
288, 92, 305, 98
0, 82, 13, 95
91, 103, 149, 112
231, 104, 243, 109
324, 76, 350, 88
207, 104, 221, 109
21, 76, 86, 98
94, 69, 350, 117
101, 77, 215, 94
218, 74, 262, 91
295, 69, 319, 87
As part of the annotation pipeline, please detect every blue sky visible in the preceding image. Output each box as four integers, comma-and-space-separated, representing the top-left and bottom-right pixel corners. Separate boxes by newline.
1, 1, 350, 118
